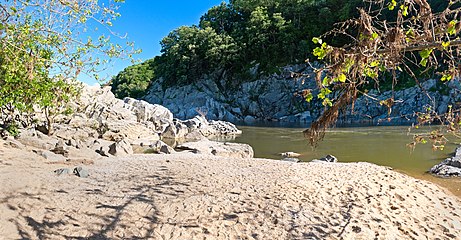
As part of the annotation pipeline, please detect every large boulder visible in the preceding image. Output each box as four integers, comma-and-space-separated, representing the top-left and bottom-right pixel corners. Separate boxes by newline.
35, 150, 67, 162
124, 98, 173, 123
147, 140, 175, 154
108, 139, 133, 156
430, 146, 461, 177
177, 139, 254, 158
87, 139, 113, 157
17, 129, 58, 150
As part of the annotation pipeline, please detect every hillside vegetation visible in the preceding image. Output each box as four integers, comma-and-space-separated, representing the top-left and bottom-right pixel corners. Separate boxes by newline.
111, 0, 448, 99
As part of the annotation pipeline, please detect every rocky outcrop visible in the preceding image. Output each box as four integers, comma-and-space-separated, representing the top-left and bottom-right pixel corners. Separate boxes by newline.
177, 139, 254, 158
144, 65, 316, 123
430, 146, 461, 177
143, 65, 461, 125
4, 84, 244, 164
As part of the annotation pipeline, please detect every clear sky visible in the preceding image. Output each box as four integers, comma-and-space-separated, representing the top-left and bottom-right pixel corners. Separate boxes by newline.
79, 0, 225, 85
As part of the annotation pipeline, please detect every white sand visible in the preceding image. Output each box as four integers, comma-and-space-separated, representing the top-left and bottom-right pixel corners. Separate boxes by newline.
1, 145, 461, 239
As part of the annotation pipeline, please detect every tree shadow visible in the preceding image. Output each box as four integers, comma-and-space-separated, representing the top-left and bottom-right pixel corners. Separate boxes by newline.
3, 169, 192, 239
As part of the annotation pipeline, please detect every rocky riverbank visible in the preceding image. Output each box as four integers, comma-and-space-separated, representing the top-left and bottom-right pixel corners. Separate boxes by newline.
143, 65, 461, 125
1, 84, 245, 165
2, 83, 461, 239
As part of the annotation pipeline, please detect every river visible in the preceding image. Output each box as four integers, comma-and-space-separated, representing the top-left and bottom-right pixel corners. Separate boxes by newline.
228, 125, 461, 197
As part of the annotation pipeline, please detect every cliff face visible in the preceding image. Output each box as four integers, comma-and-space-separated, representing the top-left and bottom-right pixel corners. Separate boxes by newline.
143, 65, 461, 126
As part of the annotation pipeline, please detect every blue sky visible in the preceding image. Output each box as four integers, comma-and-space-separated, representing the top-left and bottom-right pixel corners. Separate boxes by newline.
79, 0, 225, 85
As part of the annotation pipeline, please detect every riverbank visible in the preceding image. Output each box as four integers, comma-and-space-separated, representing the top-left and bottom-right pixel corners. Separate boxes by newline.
1, 145, 460, 239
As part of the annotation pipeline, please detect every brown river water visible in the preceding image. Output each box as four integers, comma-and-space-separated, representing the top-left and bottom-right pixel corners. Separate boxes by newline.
227, 125, 461, 198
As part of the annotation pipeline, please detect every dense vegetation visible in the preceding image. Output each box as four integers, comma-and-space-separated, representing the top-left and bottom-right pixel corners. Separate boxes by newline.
111, 0, 365, 98
111, 0, 450, 99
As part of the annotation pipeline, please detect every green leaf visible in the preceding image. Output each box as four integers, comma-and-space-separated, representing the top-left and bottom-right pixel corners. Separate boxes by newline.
337, 73, 346, 83
400, 5, 409, 16
313, 47, 326, 60
419, 49, 432, 59
322, 98, 333, 107
420, 58, 428, 67
318, 88, 332, 99
448, 20, 458, 35
305, 93, 313, 102
371, 32, 379, 40
441, 74, 452, 82
388, 0, 397, 10
312, 37, 322, 44
370, 60, 380, 67
442, 41, 450, 49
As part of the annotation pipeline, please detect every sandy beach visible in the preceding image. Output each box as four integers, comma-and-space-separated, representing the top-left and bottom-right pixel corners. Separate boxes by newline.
1, 144, 461, 240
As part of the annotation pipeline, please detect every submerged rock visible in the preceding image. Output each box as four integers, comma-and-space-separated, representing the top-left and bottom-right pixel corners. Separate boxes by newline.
280, 152, 301, 158
281, 157, 300, 163
312, 155, 338, 163
430, 146, 461, 177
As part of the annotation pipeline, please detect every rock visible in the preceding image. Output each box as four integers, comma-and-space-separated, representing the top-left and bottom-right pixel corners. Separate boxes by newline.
87, 139, 113, 157
66, 139, 83, 149
280, 152, 301, 158
430, 165, 461, 177
185, 130, 207, 141
244, 115, 257, 123
73, 166, 89, 178
161, 122, 188, 139
281, 158, 300, 163
131, 139, 158, 147
53, 125, 99, 141
108, 139, 133, 156
312, 154, 338, 163
124, 97, 173, 123
4, 138, 25, 149
430, 146, 461, 177
177, 139, 254, 158
17, 129, 58, 150
50, 139, 69, 157
54, 168, 70, 176
66, 146, 102, 162
182, 115, 208, 130
145, 140, 175, 154
208, 120, 242, 135
36, 150, 67, 162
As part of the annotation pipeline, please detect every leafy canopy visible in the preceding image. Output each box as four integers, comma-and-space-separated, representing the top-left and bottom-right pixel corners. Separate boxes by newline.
112, 0, 365, 96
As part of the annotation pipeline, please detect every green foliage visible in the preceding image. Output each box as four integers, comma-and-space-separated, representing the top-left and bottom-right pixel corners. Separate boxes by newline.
157, 25, 240, 87
111, 59, 156, 98
112, 0, 365, 92
5, 123, 19, 137
0, 0, 136, 134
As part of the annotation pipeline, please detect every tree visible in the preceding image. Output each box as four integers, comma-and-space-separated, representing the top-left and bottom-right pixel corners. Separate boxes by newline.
304, 0, 461, 150
0, 0, 138, 135
111, 58, 156, 99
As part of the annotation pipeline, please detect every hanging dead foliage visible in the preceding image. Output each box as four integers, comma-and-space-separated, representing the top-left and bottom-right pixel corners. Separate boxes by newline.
305, 0, 461, 148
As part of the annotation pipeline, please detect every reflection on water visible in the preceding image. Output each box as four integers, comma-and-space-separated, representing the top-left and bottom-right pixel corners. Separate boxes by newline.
229, 125, 461, 197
